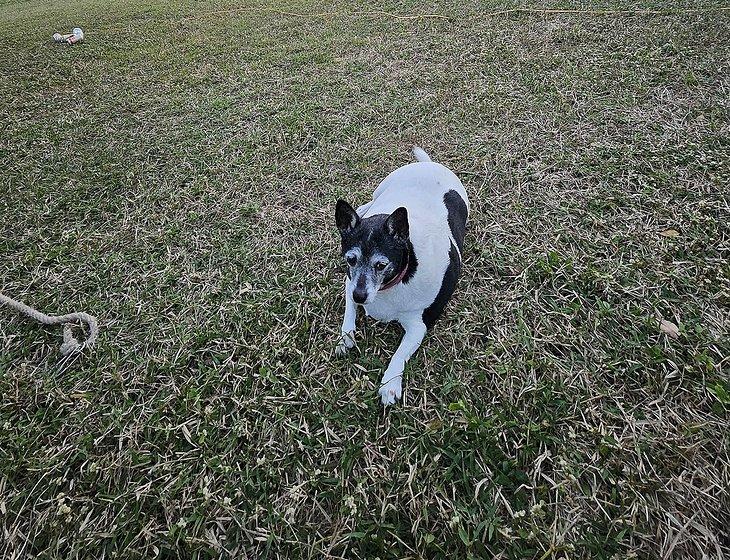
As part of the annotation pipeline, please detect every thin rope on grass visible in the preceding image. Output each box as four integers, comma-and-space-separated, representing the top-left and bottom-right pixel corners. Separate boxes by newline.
184, 5, 730, 22
183, 8, 448, 22
0, 292, 98, 356
472, 6, 730, 18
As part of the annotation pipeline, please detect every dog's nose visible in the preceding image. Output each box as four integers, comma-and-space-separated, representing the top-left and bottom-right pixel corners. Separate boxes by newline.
352, 288, 368, 304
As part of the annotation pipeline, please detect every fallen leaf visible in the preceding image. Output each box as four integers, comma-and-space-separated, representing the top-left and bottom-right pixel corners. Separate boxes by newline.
180, 424, 197, 447
660, 229, 680, 237
659, 319, 680, 339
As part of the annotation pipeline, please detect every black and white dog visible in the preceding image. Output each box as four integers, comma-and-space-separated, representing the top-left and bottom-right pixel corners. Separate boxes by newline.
335, 147, 469, 405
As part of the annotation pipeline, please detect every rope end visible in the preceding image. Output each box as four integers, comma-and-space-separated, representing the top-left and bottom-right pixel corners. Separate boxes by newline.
60, 324, 84, 356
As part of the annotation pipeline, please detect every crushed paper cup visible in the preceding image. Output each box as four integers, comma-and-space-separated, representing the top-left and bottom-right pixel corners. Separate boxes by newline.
67, 28, 84, 44
52, 27, 84, 44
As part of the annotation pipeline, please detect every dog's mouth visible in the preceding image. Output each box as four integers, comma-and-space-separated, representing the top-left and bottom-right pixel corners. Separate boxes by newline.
352, 266, 407, 304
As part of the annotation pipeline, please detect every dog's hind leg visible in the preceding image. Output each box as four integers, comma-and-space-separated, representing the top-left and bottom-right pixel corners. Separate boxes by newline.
335, 277, 357, 356
379, 315, 427, 405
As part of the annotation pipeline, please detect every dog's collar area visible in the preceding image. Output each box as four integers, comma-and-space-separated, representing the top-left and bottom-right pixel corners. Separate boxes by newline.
379, 250, 410, 291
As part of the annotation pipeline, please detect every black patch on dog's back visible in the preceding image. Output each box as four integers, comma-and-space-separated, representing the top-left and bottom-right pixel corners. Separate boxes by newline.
444, 190, 467, 252
421, 191, 467, 328
422, 241, 461, 329
423, 189, 469, 329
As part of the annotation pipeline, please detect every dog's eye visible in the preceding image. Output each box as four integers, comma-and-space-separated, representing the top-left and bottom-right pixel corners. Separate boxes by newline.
346, 255, 357, 267
374, 262, 387, 271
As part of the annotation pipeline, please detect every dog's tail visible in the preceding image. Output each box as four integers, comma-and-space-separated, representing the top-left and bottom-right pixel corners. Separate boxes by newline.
412, 145, 432, 162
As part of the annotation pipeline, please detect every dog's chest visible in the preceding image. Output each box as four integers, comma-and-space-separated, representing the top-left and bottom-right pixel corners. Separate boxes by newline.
362, 270, 440, 323
362, 297, 401, 323
363, 286, 407, 323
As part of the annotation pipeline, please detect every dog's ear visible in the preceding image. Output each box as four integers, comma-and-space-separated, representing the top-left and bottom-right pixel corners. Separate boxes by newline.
385, 207, 409, 241
335, 199, 360, 232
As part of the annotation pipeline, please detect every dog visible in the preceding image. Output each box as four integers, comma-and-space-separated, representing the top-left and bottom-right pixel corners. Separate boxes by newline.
334, 146, 469, 405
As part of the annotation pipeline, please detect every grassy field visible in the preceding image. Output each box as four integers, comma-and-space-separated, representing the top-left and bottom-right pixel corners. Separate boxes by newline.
1, 1, 729, 558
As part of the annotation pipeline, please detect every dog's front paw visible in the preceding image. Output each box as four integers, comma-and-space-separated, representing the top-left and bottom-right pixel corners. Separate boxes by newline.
335, 331, 355, 357
378, 374, 402, 406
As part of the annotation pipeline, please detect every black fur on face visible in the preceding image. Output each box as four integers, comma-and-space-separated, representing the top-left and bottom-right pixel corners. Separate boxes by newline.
335, 200, 360, 233
335, 201, 415, 300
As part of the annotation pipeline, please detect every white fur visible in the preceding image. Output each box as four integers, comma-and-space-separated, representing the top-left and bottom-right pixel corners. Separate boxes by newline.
412, 145, 431, 162
337, 147, 469, 405
336, 278, 357, 356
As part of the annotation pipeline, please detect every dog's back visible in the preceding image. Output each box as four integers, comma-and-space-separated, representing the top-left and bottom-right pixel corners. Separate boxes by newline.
360, 148, 468, 258
357, 148, 468, 327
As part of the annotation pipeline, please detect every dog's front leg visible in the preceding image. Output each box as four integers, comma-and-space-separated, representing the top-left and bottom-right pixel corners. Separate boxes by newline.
335, 277, 357, 356
379, 316, 427, 405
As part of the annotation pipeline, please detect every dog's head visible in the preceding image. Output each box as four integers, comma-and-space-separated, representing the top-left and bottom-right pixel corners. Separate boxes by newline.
335, 200, 410, 305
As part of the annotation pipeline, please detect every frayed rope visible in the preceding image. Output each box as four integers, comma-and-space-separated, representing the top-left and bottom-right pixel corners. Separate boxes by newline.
0, 293, 98, 356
